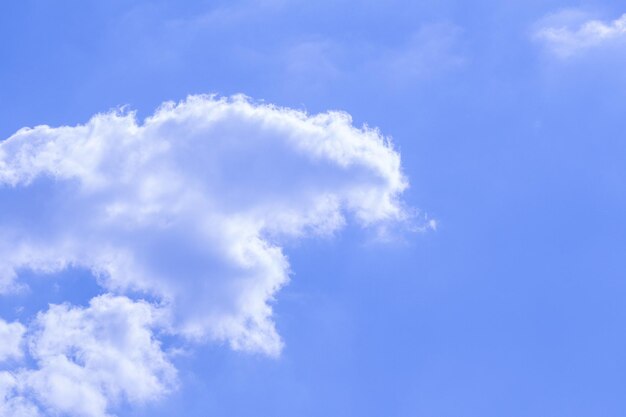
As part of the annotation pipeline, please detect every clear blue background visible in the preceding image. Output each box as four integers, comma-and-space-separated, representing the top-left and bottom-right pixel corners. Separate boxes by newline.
1, 1, 625, 416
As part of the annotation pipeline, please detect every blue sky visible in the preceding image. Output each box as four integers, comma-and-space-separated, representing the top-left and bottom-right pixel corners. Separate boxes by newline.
1, 1, 626, 416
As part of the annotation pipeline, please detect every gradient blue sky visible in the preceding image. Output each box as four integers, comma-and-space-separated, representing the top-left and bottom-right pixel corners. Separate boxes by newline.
1, 1, 626, 416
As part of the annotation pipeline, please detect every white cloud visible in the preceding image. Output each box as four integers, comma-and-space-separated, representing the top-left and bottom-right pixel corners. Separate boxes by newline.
1, 295, 175, 417
534, 11, 626, 57
0, 95, 410, 415
25, 295, 175, 417
0, 319, 25, 362
0, 95, 407, 356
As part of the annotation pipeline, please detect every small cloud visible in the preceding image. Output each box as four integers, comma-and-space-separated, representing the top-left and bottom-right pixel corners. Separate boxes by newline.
2, 295, 176, 417
534, 10, 626, 58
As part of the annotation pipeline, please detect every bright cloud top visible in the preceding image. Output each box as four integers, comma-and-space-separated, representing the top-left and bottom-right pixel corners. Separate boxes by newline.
0, 95, 409, 416
535, 11, 626, 57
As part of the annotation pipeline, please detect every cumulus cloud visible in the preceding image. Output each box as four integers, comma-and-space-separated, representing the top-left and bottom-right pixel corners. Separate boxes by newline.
534, 11, 626, 57
0, 95, 407, 354
0, 95, 410, 415
26, 295, 175, 417
0, 295, 175, 417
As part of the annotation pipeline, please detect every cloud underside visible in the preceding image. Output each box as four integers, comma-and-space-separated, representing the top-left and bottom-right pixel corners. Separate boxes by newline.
535, 12, 626, 57
0, 95, 408, 416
